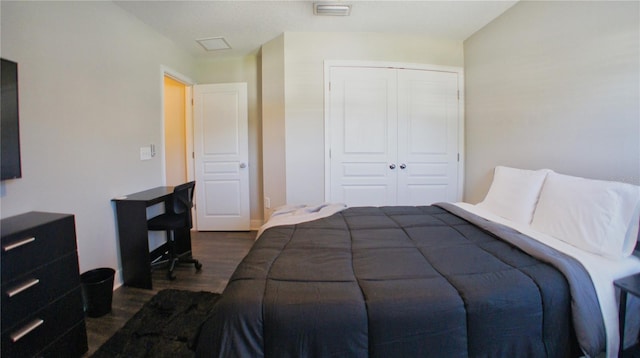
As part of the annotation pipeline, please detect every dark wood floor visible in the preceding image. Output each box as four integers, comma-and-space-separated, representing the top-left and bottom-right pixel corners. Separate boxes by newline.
83, 230, 256, 356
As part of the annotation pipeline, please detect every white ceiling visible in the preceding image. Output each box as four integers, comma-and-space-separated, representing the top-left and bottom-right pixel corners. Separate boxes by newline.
114, 0, 518, 59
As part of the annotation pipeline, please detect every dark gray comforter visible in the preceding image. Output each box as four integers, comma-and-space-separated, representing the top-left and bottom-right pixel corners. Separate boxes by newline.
196, 205, 600, 357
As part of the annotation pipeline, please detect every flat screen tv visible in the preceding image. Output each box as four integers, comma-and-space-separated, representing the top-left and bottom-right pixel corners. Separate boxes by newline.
1, 58, 22, 180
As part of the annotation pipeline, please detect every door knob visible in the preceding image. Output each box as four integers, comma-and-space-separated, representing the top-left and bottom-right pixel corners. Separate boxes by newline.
240, 163, 247, 169
400, 164, 407, 169
389, 164, 396, 170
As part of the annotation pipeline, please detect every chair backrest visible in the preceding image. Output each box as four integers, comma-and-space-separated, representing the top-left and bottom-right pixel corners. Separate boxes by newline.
171, 181, 196, 227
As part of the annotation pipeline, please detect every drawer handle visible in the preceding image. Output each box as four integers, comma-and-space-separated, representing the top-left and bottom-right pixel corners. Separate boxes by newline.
10, 318, 44, 343
6, 278, 40, 297
3, 237, 36, 252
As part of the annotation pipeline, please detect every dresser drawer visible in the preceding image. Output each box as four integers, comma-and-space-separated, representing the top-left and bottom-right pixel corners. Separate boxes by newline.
1, 287, 84, 358
2, 252, 81, 331
37, 321, 88, 358
1, 213, 76, 281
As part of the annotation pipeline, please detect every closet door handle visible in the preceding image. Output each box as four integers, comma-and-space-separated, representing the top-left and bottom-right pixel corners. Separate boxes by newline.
400, 164, 407, 169
389, 164, 396, 170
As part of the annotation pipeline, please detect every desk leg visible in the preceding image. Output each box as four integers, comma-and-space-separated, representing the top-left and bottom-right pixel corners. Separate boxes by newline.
114, 201, 153, 289
619, 290, 628, 358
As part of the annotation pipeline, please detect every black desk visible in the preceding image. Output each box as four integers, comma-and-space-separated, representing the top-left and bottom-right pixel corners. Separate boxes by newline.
112, 187, 192, 289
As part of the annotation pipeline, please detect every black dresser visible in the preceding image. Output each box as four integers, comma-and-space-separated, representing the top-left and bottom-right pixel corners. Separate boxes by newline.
1, 212, 88, 357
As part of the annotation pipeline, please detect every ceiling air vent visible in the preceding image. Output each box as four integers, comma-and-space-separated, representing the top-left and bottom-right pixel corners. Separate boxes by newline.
196, 37, 231, 51
313, 3, 351, 16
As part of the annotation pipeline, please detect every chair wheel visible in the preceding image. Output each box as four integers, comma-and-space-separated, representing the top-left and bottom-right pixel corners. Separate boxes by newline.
195, 261, 203, 271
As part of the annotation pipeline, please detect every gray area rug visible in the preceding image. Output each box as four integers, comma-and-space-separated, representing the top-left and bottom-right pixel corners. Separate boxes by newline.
92, 289, 220, 358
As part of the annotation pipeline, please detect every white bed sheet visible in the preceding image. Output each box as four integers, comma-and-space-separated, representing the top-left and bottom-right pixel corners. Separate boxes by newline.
455, 202, 640, 358
256, 203, 347, 239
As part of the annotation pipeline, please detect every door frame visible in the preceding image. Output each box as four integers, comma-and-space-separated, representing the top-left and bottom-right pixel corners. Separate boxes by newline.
160, 66, 196, 229
160, 66, 195, 186
323, 60, 466, 203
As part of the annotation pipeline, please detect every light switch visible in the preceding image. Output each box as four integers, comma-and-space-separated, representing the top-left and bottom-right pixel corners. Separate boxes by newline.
140, 146, 152, 160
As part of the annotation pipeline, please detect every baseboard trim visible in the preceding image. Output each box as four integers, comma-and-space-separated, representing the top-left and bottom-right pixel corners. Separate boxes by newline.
251, 219, 263, 231
113, 269, 123, 290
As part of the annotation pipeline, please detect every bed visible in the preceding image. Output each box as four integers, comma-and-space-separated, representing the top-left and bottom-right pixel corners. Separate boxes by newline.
196, 167, 640, 358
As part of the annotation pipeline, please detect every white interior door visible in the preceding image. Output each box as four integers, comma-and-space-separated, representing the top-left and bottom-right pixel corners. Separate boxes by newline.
329, 67, 398, 206
193, 83, 250, 230
397, 69, 459, 205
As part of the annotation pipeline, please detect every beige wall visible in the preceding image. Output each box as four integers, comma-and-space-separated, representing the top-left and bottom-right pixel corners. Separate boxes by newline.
464, 1, 640, 203
0, 1, 195, 283
263, 32, 464, 207
261, 35, 286, 218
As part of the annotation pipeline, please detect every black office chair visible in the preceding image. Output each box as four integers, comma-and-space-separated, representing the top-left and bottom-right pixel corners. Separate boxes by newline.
148, 181, 202, 280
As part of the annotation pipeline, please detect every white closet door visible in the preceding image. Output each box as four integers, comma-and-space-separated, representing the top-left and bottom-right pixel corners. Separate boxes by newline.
327, 64, 461, 207
397, 70, 459, 205
329, 67, 398, 206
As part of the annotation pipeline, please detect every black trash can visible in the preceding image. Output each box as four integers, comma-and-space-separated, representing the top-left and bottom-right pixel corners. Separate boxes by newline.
80, 267, 115, 318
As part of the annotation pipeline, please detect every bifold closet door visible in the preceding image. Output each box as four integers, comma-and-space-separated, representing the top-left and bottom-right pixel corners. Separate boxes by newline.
396, 69, 459, 205
329, 66, 460, 207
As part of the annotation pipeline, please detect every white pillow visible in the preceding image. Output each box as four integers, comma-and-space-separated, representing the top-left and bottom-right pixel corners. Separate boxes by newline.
531, 172, 640, 260
476, 166, 551, 225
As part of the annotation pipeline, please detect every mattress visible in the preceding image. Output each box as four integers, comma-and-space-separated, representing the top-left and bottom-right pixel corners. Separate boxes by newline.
195, 204, 600, 357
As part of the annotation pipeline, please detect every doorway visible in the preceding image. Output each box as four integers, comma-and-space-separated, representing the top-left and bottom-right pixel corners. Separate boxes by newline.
163, 75, 189, 186
161, 71, 250, 231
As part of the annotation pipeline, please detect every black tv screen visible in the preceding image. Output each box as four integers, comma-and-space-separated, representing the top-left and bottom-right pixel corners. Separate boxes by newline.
1, 58, 22, 180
